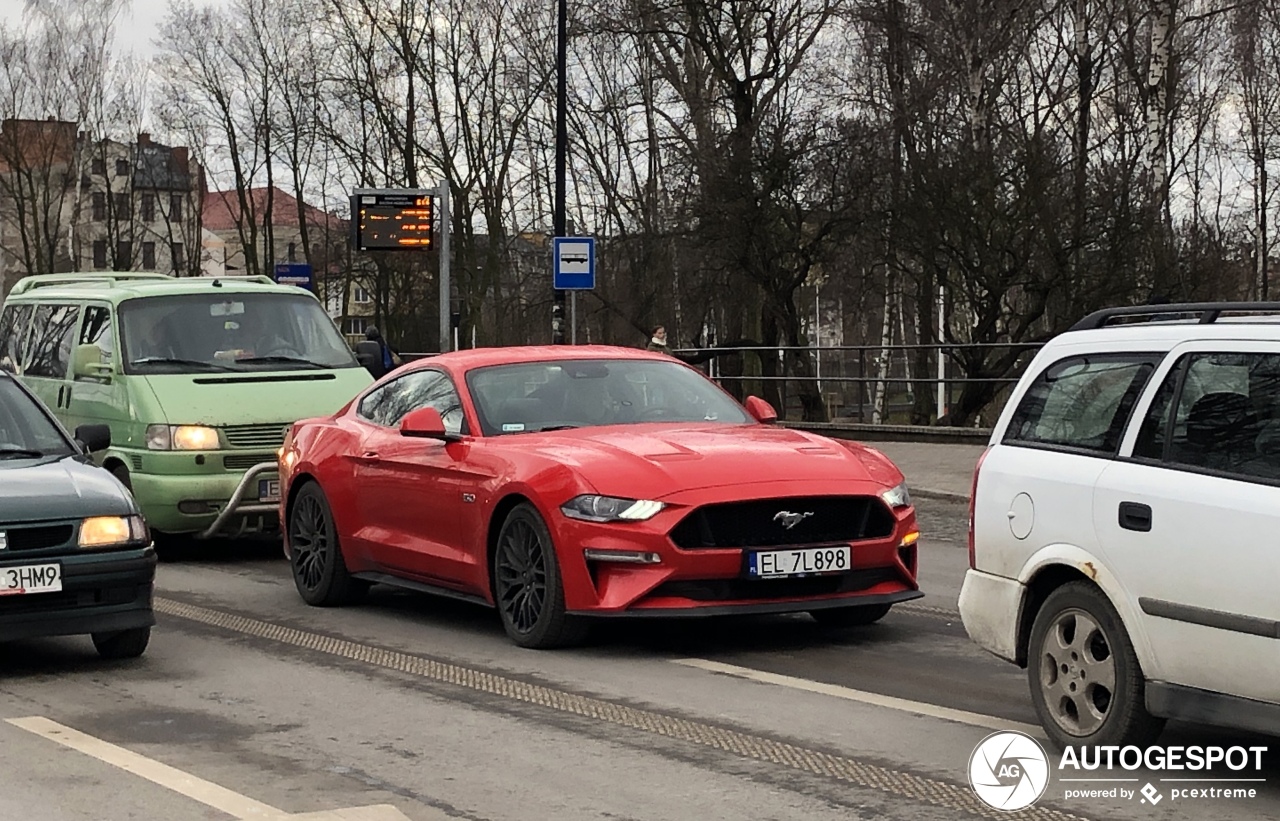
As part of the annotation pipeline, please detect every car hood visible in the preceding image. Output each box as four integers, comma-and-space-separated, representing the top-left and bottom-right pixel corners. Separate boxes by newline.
508, 423, 902, 499
142, 369, 373, 427
0, 457, 135, 524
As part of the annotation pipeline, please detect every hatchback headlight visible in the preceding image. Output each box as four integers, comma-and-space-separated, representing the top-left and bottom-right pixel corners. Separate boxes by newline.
881, 482, 912, 509
79, 515, 149, 548
146, 424, 220, 451
561, 495, 665, 522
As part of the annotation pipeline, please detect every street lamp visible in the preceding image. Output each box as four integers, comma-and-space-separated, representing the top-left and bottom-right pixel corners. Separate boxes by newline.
551, 0, 568, 344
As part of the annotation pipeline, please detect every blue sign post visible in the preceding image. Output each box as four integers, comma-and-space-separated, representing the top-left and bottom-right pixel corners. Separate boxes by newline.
553, 237, 594, 344
274, 262, 313, 291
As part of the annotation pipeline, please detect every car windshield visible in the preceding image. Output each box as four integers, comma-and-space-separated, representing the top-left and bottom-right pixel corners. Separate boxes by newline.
0, 378, 73, 458
466, 358, 752, 436
119, 292, 359, 374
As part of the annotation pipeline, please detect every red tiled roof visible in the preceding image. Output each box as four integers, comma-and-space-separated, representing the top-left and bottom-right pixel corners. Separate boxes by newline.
203, 187, 344, 232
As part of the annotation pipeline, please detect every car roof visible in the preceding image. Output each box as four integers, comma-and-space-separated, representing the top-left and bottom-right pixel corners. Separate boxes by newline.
4, 273, 308, 304
1049, 320, 1280, 354
410, 345, 678, 372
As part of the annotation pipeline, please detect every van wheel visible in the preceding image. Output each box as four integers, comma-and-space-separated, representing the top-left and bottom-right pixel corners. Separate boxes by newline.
92, 626, 150, 659
1027, 582, 1164, 749
109, 463, 133, 491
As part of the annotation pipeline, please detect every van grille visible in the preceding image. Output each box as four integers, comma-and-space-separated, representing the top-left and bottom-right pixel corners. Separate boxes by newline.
224, 454, 275, 471
222, 423, 288, 449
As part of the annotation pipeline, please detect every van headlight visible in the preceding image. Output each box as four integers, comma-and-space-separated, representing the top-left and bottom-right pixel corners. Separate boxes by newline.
79, 515, 149, 548
146, 424, 220, 450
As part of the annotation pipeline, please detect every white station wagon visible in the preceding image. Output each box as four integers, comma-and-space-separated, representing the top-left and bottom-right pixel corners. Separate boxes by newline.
959, 302, 1280, 749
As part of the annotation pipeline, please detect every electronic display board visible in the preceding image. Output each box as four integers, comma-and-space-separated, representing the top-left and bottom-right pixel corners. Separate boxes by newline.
351, 190, 434, 251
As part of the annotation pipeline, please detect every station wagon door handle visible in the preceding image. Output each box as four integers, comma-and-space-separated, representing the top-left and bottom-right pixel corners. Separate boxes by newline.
1118, 502, 1152, 533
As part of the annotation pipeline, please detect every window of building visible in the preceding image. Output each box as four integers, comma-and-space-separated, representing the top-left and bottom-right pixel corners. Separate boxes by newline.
142, 242, 156, 269
287, 242, 297, 262
80, 175, 92, 191
92, 240, 107, 269
171, 242, 185, 272
91, 158, 106, 176
141, 193, 155, 222
92, 192, 106, 221
115, 158, 129, 176
354, 286, 372, 305
170, 194, 183, 220
115, 241, 133, 271
114, 192, 130, 217
345, 317, 368, 336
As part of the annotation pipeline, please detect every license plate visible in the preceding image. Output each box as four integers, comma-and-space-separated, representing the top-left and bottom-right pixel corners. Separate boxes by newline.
748, 546, 851, 578
259, 479, 281, 503
0, 563, 62, 596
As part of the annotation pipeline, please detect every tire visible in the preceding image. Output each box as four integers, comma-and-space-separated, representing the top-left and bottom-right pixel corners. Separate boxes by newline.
810, 603, 892, 628
287, 481, 367, 607
1027, 581, 1164, 750
92, 626, 150, 659
493, 503, 589, 649
109, 463, 133, 492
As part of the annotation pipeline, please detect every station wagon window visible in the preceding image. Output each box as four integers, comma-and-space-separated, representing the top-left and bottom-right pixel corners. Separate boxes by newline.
0, 304, 33, 374
1003, 354, 1156, 454
1134, 352, 1280, 482
24, 304, 81, 379
359, 370, 467, 434
79, 305, 114, 365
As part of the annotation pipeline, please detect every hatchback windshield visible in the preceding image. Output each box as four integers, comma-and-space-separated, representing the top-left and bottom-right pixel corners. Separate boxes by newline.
119, 292, 358, 373
466, 358, 752, 435
0, 378, 73, 458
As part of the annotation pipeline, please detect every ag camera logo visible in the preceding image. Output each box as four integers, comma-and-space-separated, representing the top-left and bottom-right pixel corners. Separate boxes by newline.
969, 731, 1051, 811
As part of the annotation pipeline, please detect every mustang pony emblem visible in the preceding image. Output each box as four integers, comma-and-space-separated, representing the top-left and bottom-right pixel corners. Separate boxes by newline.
773, 511, 814, 530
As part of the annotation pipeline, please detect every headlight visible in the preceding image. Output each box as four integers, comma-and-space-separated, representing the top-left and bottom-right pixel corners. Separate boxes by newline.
881, 482, 912, 509
560, 495, 665, 522
146, 424, 220, 450
79, 514, 149, 548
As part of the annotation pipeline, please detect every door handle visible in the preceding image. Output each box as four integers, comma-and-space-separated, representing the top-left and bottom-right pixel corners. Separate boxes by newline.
1118, 502, 1152, 532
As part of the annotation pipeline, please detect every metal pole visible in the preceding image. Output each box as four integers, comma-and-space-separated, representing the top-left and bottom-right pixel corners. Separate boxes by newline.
551, 0, 568, 344
936, 284, 945, 420
438, 180, 451, 353
571, 290, 577, 344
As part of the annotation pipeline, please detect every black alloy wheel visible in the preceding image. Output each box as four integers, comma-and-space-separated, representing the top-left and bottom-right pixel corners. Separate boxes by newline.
288, 481, 366, 606
493, 503, 588, 649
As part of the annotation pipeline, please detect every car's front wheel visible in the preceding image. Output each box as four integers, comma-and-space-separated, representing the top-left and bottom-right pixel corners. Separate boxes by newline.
92, 626, 150, 659
288, 481, 367, 607
493, 503, 588, 649
1027, 581, 1164, 749
810, 603, 892, 627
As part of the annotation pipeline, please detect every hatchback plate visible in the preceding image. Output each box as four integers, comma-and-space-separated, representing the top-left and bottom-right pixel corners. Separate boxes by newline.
0, 563, 62, 596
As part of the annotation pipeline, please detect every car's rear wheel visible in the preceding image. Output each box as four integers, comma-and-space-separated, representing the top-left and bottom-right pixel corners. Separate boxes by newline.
493, 503, 588, 649
810, 603, 892, 627
288, 481, 367, 606
1028, 581, 1164, 749
92, 626, 150, 659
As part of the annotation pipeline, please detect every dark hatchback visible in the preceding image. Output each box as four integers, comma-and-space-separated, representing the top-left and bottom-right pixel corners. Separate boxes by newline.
0, 371, 156, 658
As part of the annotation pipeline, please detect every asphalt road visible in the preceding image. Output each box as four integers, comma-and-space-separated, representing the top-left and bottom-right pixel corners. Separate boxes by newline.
1, 498, 1275, 821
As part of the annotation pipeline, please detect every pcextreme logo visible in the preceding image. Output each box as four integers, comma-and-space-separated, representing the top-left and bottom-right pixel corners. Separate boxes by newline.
969, 731, 1051, 811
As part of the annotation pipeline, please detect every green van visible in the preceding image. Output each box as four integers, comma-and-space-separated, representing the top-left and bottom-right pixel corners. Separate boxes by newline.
0, 273, 373, 539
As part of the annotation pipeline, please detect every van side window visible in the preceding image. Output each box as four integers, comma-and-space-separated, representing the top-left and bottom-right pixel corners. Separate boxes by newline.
1004, 355, 1156, 455
80, 305, 114, 364
0, 304, 33, 374
26, 304, 81, 379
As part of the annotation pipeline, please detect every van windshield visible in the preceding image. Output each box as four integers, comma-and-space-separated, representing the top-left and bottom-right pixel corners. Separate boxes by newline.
119, 292, 358, 374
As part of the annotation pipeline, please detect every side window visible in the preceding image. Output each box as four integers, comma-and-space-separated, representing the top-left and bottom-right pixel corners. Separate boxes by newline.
79, 305, 114, 364
25, 303, 81, 379
1143, 353, 1280, 482
1004, 354, 1156, 454
0, 304, 33, 374
359, 370, 467, 434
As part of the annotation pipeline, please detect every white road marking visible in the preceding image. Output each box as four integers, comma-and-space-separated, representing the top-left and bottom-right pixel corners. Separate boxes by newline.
6, 716, 417, 820
672, 658, 1045, 738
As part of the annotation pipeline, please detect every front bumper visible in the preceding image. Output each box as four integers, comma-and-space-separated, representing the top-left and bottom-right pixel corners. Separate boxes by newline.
958, 568, 1026, 664
127, 461, 279, 538
0, 547, 157, 642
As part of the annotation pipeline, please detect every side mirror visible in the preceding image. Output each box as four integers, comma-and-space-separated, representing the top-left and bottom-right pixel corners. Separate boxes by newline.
71, 344, 112, 380
744, 396, 778, 424
399, 406, 460, 441
74, 423, 111, 454
354, 340, 381, 373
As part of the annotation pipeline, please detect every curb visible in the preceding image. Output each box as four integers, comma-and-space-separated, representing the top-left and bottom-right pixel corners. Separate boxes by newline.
910, 487, 969, 503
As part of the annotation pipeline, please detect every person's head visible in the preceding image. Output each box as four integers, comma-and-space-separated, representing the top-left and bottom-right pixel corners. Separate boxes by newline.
652, 325, 666, 342
365, 326, 382, 341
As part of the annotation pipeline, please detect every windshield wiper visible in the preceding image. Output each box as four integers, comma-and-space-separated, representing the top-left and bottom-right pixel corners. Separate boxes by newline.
537, 424, 585, 432
130, 357, 237, 372
0, 448, 44, 459
232, 355, 325, 369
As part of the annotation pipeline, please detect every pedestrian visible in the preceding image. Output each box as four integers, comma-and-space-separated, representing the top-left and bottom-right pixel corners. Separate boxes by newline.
646, 325, 672, 356
365, 326, 400, 377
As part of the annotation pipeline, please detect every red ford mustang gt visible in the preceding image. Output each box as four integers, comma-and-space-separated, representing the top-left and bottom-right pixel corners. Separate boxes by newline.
278, 346, 922, 648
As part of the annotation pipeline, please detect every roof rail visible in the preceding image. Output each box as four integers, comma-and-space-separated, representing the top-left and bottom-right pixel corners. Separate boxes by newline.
1070, 302, 1280, 332
205, 275, 277, 285
7, 272, 173, 295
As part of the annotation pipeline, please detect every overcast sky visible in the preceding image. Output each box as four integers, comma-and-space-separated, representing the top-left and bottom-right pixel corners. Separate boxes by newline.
0, 0, 224, 58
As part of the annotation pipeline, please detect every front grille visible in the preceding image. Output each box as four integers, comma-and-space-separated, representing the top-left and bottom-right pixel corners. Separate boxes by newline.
1, 524, 74, 552
222, 423, 288, 449
650, 567, 901, 602
224, 454, 274, 471
669, 496, 896, 549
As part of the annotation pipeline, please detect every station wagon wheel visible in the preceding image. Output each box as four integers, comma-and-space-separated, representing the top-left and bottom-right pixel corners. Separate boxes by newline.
288, 481, 366, 607
1027, 581, 1164, 749
493, 502, 588, 649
